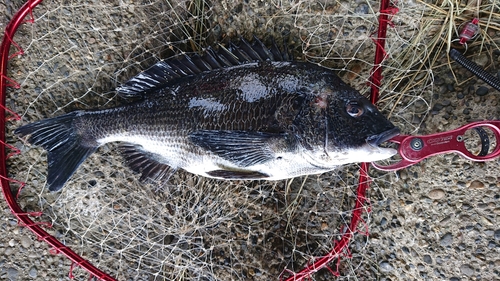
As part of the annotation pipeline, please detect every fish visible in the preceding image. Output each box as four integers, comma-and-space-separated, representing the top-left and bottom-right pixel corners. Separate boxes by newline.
14, 37, 400, 192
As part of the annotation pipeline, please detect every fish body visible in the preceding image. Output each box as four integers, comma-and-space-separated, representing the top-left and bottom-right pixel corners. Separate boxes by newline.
15, 39, 399, 191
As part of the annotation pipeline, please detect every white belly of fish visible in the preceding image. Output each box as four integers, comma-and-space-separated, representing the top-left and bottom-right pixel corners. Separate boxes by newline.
98, 134, 396, 181
186, 143, 396, 180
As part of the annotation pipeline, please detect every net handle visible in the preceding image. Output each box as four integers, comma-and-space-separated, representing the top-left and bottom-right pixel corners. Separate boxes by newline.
0, 1, 117, 280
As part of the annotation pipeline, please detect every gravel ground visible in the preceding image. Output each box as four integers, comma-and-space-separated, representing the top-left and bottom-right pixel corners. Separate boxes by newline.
1, 0, 499, 280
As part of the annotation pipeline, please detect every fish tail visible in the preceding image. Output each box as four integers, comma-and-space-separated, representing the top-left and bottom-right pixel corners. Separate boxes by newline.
14, 111, 97, 191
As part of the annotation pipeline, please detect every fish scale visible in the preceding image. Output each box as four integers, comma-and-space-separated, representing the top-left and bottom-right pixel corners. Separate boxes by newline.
15, 38, 399, 191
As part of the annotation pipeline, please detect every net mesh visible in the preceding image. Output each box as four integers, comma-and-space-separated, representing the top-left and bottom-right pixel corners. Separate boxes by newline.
2, 0, 500, 280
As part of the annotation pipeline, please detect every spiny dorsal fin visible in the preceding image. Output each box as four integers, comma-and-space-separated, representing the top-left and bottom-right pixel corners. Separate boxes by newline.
116, 37, 290, 97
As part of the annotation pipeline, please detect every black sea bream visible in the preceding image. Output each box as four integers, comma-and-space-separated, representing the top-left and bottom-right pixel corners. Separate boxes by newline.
15, 38, 400, 191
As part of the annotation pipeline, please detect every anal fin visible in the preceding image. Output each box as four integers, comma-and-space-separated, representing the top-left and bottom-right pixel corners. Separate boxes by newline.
207, 169, 269, 179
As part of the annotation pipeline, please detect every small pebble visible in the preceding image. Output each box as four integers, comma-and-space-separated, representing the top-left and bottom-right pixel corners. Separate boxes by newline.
346, 63, 362, 81
29, 267, 37, 278
423, 254, 432, 264
355, 25, 367, 33
432, 103, 443, 112
248, 268, 255, 277
468, 180, 485, 189
354, 3, 369, 14
440, 233, 453, 246
320, 222, 328, 230
414, 99, 426, 108
7, 267, 18, 280
434, 76, 445, 85
480, 216, 493, 226
484, 229, 494, 236
379, 261, 394, 272
476, 86, 489, 96
467, 85, 475, 94
474, 54, 489, 67
411, 115, 422, 124
20, 236, 32, 248
460, 264, 474, 276
4, 247, 13, 255
398, 169, 408, 180
428, 189, 445, 200
256, 270, 262, 277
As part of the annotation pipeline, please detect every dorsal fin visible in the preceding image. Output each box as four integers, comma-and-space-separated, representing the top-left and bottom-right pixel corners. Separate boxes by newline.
116, 37, 291, 97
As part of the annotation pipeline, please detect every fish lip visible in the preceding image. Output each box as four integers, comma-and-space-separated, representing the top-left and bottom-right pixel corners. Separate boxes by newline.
366, 127, 400, 147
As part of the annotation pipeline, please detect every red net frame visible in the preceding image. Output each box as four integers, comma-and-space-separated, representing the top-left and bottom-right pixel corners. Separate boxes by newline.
0, 0, 396, 280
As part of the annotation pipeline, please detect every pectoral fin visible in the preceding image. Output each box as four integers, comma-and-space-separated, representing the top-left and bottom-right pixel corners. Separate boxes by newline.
189, 130, 289, 167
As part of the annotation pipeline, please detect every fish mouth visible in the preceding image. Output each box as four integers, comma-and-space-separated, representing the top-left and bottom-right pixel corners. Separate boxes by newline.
366, 127, 400, 147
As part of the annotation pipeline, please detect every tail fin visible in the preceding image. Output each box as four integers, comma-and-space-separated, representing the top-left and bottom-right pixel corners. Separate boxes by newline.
14, 112, 97, 191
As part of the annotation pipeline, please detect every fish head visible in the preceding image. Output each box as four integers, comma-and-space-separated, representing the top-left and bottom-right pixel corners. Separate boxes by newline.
301, 82, 400, 167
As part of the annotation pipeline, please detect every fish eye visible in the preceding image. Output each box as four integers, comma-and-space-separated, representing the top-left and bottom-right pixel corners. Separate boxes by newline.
346, 101, 364, 117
